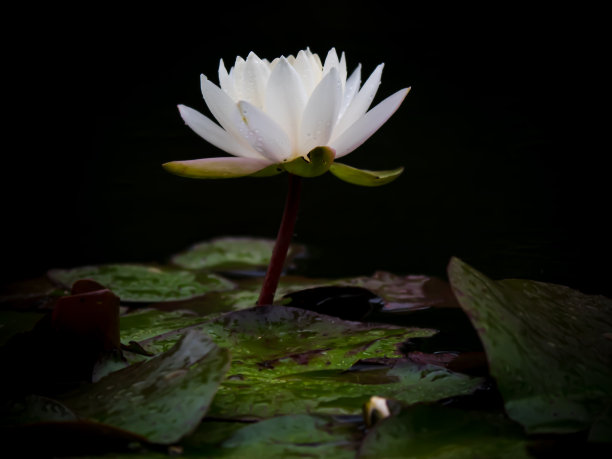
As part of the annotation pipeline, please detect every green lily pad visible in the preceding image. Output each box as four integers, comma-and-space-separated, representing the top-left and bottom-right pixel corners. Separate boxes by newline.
171, 237, 304, 272
119, 309, 208, 345
59, 329, 230, 444
171, 414, 360, 458
47, 264, 234, 302
358, 405, 530, 458
131, 306, 481, 419
448, 257, 612, 439
329, 162, 404, 186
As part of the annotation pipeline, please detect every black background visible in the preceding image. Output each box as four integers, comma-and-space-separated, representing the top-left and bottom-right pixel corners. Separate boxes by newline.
3, 4, 609, 296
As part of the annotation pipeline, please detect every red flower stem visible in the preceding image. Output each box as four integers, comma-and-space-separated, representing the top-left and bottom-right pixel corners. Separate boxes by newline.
257, 173, 302, 306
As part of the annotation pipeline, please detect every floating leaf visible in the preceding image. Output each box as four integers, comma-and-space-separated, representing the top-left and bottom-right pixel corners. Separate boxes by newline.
213, 414, 359, 458
59, 329, 230, 444
119, 309, 209, 361
130, 306, 481, 419
171, 237, 304, 272
448, 257, 612, 440
358, 405, 530, 458
48, 264, 234, 302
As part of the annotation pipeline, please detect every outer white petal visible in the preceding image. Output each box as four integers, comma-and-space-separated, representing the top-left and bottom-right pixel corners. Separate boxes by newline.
338, 51, 347, 85
338, 64, 361, 120
264, 57, 307, 150
299, 68, 342, 154
322, 48, 339, 76
178, 104, 263, 159
293, 49, 318, 95
237, 101, 292, 162
332, 63, 384, 140
241, 52, 270, 108
329, 87, 410, 158
218, 59, 235, 100
200, 76, 263, 159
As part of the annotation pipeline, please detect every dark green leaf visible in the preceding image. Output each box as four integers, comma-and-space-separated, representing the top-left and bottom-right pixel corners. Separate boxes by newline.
129, 305, 481, 419
59, 329, 230, 444
171, 237, 304, 272
358, 405, 530, 458
48, 264, 234, 302
448, 257, 612, 439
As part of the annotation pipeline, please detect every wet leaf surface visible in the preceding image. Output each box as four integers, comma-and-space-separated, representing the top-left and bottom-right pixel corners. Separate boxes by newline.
358, 404, 530, 458
58, 329, 230, 444
171, 236, 304, 273
3, 239, 611, 456
448, 257, 612, 440
47, 264, 234, 302
125, 305, 482, 419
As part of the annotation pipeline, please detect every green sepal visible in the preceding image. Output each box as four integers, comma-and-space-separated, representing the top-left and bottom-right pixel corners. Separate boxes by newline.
249, 164, 284, 177
329, 162, 404, 187
281, 146, 335, 178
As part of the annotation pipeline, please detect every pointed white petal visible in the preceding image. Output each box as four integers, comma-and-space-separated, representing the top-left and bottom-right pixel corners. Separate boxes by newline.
332, 63, 384, 140
200, 76, 263, 158
299, 68, 342, 153
218, 59, 234, 99
237, 101, 292, 162
339, 64, 361, 120
264, 57, 307, 150
163, 156, 274, 179
178, 104, 262, 159
323, 48, 339, 76
294, 49, 317, 95
329, 87, 410, 158
242, 52, 270, 108
339, 52, 347, 83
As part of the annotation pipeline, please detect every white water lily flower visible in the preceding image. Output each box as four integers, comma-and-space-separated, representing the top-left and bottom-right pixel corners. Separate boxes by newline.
164, 48, 410, 186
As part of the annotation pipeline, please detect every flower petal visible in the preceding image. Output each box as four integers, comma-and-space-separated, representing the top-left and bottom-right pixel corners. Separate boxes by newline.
329, 87, 410, 158
332, 63, 384, 140
339, 64, 361, 120
241, 52, 270, 108
329, 162, 404, 186
178, 104, 262, 158
218, 59, 235, 100
264, 57, 307, 151
200, 76, 263, 159
293, 49, 318, 95
299, 67, 342, 153
237, 101, 292, 162
322, 48, 340, 76
162, 157, 273, 179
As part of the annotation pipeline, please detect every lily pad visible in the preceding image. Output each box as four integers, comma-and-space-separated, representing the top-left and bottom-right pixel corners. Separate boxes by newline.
58, 329, 231, 444
448, 257, 612, 440
131, 306, 482, 419
358, 405, 530, 458
171, 237, 304, 272
48, 264, 234, 302
119, 309, 208, 345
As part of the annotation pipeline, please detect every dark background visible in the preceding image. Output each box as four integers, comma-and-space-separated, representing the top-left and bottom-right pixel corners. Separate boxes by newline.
4, 4, 609, 296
